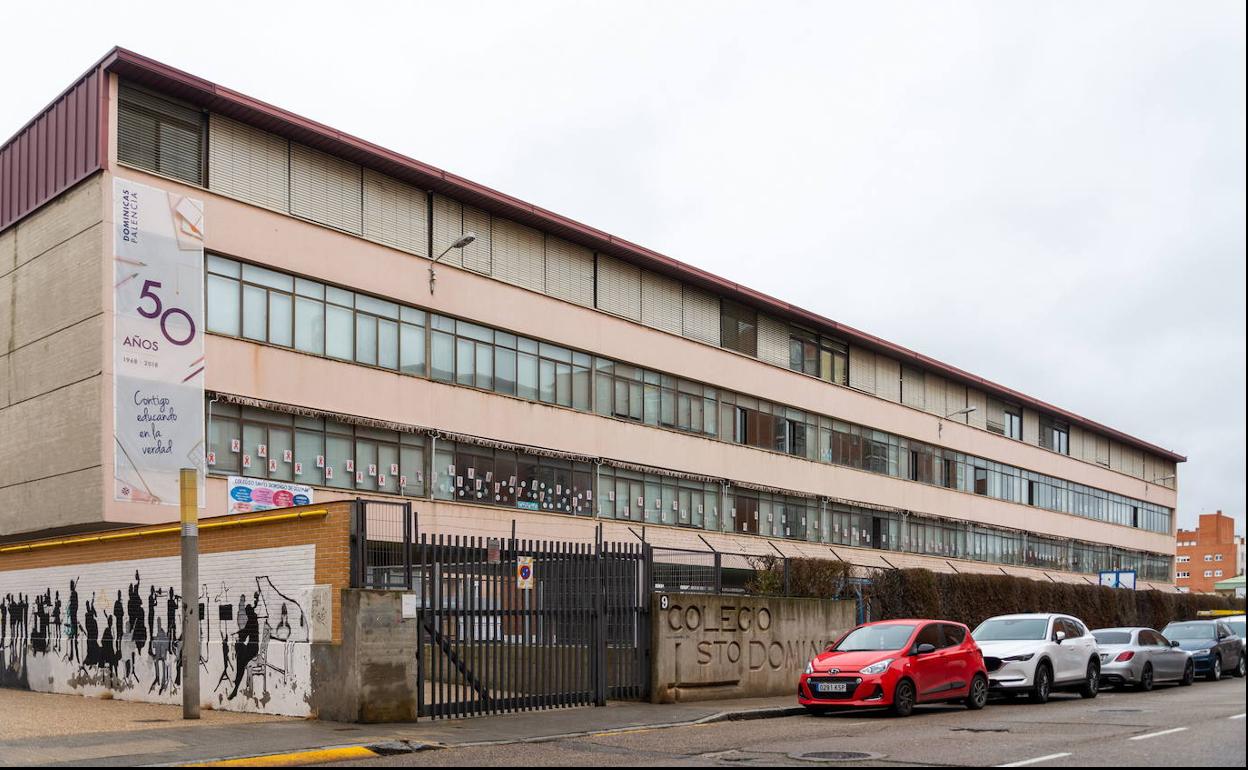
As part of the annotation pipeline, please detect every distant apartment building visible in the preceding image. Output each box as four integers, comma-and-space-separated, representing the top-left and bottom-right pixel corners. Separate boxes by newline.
1175, 511, 1240, 593
0, 48, 1184, 588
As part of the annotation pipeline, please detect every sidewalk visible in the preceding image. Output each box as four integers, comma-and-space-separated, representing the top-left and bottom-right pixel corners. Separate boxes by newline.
0, 688, 805, 767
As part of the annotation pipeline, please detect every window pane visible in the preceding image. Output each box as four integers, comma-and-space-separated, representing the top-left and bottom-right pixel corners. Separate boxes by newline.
555, 363, 572, 407
206, 274, 240, 336
400, 322, 425, 376
431, 331, 455, 382
242, 263, 294, 292
456, 338, 475, 386
378, 319, 399, 370
518, 353, 539, 400
539, 359, 557, 403
268, 292, 293, 347
325, 435, 353, 489
495, 348, 517, 395
294, 429, 323, 486
242, 285, 268, 341
294, 297, 325, 355
356, 315, 378, 366
475, 343, 493, 390
326, 305, 353, 360
572, 366, 590, 411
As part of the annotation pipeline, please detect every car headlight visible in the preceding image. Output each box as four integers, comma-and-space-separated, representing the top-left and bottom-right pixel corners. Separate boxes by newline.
860, 658, 894, 675
1002, 653, 1035, 662
1193, 649, 1210, 656
805, 661, 814, 675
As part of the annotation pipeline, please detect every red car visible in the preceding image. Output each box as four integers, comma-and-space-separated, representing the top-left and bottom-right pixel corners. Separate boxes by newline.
798, 619, 990, 717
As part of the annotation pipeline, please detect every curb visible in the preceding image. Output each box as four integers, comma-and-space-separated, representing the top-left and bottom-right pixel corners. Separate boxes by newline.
164, 703, 804, 765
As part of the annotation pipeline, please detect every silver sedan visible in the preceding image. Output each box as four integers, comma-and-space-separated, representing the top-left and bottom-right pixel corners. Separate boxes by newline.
1093, 627, 1194, 690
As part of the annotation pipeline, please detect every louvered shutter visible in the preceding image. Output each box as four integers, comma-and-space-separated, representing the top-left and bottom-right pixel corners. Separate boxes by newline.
756, 315, 790, 366
902, 367, 925, 409
492, 218, 544, 291
641, 270, 683, 334
596, 254, 641, 320
208, 114, 289, 211
544, 236, 594, 306
874, 356, 901, 402
924, 374, 946, 415
682, 285, 720, 345
362, 169, 428, 256
460, 206, 493, 274
967, 388, 988, 429
117, 83, 203, 186
945, 382, 968, 421
431, 195, 463, 267
290, 143, 362, 234
848, 346, 876, 392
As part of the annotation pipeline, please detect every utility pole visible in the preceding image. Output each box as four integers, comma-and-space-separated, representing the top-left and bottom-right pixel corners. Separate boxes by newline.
180, 468, 200, 719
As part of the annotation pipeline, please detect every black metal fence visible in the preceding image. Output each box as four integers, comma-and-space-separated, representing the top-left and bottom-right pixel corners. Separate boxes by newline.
351, 500, 651, 718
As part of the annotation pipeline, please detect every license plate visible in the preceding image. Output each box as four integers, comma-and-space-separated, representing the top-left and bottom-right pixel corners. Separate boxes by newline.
816, 682, 848, 693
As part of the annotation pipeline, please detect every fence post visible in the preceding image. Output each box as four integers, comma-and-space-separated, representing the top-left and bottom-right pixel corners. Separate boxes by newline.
714, 552, 722, 594
783, 557, 792, 596
350, 498, 365, 588
403, 501, 413, 590
593, 528, 607, 706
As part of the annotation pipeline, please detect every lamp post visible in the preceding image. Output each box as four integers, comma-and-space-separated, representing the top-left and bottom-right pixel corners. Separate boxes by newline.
939, 406, 977, 439
428, 232, 477, 295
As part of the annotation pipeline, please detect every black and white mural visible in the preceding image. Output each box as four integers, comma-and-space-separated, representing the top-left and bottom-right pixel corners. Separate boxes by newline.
0, 545, 328, 716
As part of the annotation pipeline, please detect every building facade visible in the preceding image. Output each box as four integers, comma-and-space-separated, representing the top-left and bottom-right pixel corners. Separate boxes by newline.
1, 48, 1183, 588
1175, 511, 1240, 594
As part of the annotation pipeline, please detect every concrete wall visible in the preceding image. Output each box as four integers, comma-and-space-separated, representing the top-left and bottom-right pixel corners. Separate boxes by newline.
650, 592, 855, 703
0, 174, 106, 537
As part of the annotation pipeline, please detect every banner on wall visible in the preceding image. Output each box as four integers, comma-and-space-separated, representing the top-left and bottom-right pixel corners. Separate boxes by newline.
113, 178, 206, 507
227, 476, 314, 515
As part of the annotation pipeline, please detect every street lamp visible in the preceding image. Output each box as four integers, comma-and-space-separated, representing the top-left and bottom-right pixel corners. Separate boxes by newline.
428, 232, 477, 295
1152, 474, 1175, 485
938, 406, 976, 440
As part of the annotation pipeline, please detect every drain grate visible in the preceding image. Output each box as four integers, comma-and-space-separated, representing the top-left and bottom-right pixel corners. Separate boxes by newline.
951, 727, 1009, 733
1099, 708, 1143, 713
790, 750, 885, 762
132, 719, 170, 723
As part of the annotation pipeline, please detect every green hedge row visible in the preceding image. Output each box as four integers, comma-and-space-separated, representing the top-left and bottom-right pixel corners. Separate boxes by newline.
865, 568, 1245, 631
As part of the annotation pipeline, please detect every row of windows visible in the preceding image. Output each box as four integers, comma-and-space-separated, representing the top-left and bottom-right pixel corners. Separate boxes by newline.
204, 255, 1173, 535
204, 401, 1172, 581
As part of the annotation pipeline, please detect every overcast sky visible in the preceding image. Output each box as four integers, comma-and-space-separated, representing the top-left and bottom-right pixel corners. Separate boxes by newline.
3, 2, 1244, 534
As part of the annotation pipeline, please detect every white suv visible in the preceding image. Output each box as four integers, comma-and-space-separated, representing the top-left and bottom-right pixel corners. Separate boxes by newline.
971, 613, 1101, 703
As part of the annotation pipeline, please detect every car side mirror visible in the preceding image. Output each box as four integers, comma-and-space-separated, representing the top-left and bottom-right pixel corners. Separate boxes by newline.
1054, 631, 1067, 643
1170, 640, 1181, 648
913, 643, 936, 656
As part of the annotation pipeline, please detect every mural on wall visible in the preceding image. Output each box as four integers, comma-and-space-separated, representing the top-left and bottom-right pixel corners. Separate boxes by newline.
0, 546, 320, 716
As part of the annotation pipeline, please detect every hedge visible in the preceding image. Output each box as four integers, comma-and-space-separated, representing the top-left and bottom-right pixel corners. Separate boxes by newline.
865, 567, 1245, 631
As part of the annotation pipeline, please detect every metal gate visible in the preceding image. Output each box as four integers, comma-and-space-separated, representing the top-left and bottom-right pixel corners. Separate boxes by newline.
412, 534, 650, 718
351, 501, 651, 719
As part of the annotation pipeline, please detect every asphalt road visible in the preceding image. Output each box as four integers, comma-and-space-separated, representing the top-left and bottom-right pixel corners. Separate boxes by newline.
344, 677, 1246, 767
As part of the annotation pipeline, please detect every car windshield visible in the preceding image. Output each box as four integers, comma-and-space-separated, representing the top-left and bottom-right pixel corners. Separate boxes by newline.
1163, 623, 1215, 641
1093, 631, 1132, 645
973, 618, 1049, 641
833, 624, 917, 652
1227, 620, 1245, 638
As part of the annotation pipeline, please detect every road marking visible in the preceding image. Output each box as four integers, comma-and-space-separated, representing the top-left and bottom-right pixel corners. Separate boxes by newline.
181, 746, 379, 767
1229, 713, 1245, 720
1128, 727, 1188, 741
997, 753, 1072, 767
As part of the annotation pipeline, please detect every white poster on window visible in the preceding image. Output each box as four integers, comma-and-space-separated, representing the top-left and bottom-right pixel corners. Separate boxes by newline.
113, 177, 206, 507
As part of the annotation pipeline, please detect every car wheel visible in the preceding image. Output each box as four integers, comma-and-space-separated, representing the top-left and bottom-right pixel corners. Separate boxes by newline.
1179, 659, 1195, 686
1137, 663, 1154, 692
965, 674, 989, 710
1234, 655, 1246, 679
1079, 659, 1100, 699
890, 679, 916, 718
1029, 663, 1052, 704
1207, 656, 1222, 682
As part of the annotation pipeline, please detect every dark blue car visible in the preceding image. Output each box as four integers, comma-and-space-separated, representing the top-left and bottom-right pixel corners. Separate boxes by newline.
1161, 620, 1245, 681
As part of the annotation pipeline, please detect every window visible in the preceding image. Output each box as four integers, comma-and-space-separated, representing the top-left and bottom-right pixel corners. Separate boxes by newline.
117, 83, 204, 185
720, 301, 757, 356
1004, 406, 1022, 440
1040, 416, 1069, 455
1204, 570, 1213, 578
1214, 553, 1223, 561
